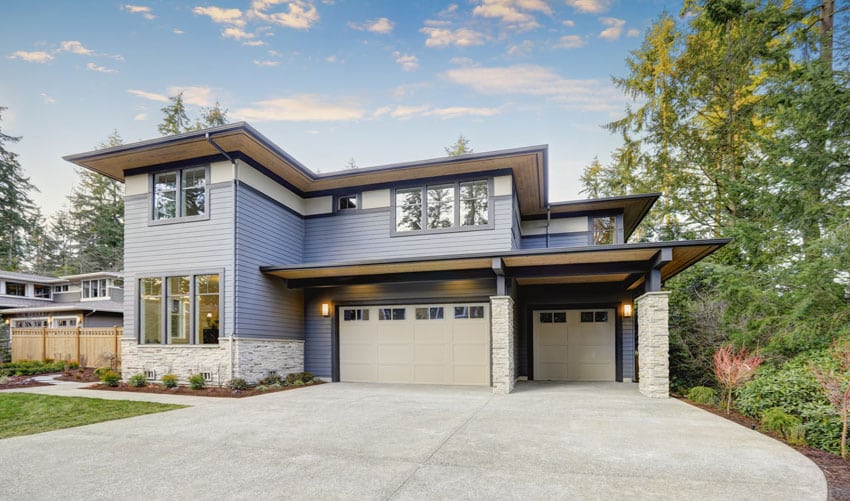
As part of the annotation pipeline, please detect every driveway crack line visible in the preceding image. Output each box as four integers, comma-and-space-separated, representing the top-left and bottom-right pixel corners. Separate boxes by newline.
386, 394, 495, 500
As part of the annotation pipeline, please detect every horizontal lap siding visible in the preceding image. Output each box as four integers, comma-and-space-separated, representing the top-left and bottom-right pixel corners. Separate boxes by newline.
123, 183, 235, 342
520, 233, 589, 249
84, 313, 123, 328
302, 196, 514, 263
304, 279, 496, 378
235, 184, 304, 340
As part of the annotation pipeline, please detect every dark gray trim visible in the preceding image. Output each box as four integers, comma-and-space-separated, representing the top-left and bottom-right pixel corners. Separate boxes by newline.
304, 206, 387, 219
334, 193, 361, 213
287, 269, 495, 289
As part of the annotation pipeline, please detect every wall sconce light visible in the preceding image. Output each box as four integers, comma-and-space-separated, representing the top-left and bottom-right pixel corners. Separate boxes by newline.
321, 303, 330, 317
623, 303, 633, 318
4, 319, 9, 325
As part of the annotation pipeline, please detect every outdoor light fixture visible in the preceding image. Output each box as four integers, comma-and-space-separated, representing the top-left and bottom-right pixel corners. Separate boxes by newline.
623, 303, 633, 318
321, 303, 330, 317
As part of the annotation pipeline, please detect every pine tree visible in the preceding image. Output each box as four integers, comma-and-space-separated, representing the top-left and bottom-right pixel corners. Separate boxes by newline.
445, 135, 473, 156
0, 107, 38, 270
158, 93, 192, 136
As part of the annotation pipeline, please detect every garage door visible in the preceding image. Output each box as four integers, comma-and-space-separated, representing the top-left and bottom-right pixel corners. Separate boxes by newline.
339, 304, 490, 386
533, 309, 615, 381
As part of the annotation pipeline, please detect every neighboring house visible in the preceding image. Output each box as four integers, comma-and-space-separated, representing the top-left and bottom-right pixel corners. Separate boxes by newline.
64, 123, 728, 397
0, 271, 123, 331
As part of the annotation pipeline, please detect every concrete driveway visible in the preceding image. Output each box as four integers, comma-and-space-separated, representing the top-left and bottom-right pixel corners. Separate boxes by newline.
0, 382, 825, 500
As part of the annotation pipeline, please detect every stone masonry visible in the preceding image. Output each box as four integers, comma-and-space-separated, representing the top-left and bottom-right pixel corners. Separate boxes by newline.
636, 291, 671, 398
121, 337, 304, 386
490, 296, 515, 394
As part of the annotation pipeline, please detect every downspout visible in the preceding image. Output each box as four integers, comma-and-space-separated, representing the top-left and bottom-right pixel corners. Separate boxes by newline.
206, 132, 238, 378
545, 204, 551, 248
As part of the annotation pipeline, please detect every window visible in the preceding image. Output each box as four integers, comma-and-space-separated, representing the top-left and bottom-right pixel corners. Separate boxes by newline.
140, 273, 220, 345
53, 316, 78, 328
395, 180, 489, 233
378, 308, 405, 320
415, 307, 444, 320
591, 216, 616, 245
581, 311, 609, 323
53, 284, 69, 293
539, 312, 566, 323
34, 285, 51, 299
337, 195, 358, 211
82, 279, 108, 299
454, 305, 485, 319
11, 318, 48, 328
5, 282, 25, 296
343, 309, 369, 321
153, 166, 207, 220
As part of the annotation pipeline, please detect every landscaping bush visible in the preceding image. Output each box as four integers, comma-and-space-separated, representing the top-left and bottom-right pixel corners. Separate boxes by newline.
687, 386, 718, 407
161, 374, 178, 388
188, 374, 206, 390
284, 371, 315, 385
128, 373, 147, 388
761, 407, 806, 445
0, 360, 65, 377
258, 372, 284, 386
100, 370, 120, 387
93, 367, 112, 378
227, 378, 248, 391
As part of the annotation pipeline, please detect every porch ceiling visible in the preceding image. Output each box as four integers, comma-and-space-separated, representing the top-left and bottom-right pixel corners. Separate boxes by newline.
262, 239, 730, 290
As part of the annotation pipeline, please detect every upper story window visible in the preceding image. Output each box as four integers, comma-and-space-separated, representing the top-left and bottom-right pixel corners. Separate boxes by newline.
153, 166, 207, 221
337, 195, 358, 211
53, 284, 69, 293
34, 285, 51, 299
395, 180, 489, 233
82, 279, 109, 299
5, 282, 25, 296
591, 216, 616, 245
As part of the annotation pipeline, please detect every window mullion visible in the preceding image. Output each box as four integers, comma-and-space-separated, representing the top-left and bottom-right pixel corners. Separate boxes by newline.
189, 274, 196, 344
454, 181, 460, 227
161, 277, 168, 344
420, 186, 427, 232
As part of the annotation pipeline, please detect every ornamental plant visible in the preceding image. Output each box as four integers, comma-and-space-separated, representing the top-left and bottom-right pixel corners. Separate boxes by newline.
714, 345, 763, 414
161, 373, 178, 389
188, 373, 206, 390
812, 340, 850, 459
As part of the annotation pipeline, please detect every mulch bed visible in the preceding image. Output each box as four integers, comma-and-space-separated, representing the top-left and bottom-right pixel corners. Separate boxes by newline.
54, 367, 100, 383
0, 376, 52, 390
86, 380, 324, 398
678, 396, 850, 500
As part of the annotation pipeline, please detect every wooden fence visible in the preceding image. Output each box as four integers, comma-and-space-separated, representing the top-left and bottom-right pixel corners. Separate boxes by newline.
11, 327, 122, 367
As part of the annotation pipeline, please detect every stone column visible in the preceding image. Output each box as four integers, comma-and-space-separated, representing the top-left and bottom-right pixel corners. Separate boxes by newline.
490, 296, 515, 395
636, 291, 671, 398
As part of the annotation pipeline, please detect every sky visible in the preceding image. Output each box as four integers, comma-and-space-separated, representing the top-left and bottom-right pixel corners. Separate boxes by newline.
1, 0, 681, 218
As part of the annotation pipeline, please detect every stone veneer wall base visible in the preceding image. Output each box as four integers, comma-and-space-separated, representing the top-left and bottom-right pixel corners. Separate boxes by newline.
491, 296, 516, 395
636, 291, 671, 399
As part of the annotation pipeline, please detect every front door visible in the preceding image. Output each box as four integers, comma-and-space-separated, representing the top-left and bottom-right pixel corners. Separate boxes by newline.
532, 309, 615, 381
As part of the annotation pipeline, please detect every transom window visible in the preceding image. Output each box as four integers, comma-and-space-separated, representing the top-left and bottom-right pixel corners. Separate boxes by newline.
378, 308, 406, 320
454, 306, 485, 319
343, 308, 369, 321
580, 311, 609, 323
337, 195, 358, 211
53, 316, 78, 328
153, 166, 207, 220
539, 312, 567, 323
140, 273, 220, 345
11, 318, 48, 328
5, 282, 25, 296
395, 180, 489, 233
415, 307, 444, 320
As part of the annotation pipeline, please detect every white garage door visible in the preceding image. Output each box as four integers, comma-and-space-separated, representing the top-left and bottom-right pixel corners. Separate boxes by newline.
533, 309, 615, 381
339, 304, 490, 386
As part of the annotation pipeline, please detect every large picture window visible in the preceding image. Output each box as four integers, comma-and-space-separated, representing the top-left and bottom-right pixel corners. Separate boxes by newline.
153, 166, 207, 220
395, 180, 489, 233
82, 278, 109, 299
140, 273, 220, 345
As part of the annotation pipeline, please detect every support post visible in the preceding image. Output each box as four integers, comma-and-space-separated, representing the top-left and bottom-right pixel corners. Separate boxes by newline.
41, 327, 47, 361
635, 291, 671, 398
490, 295, 515, 394
113, 326, 119, 357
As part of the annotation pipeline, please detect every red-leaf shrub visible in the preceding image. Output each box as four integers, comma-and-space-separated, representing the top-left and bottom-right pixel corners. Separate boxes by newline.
714, 345, 763, 414
812, 340, 850, 459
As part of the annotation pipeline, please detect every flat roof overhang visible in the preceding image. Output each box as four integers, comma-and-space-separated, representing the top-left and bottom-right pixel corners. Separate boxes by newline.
261, 239, 730, 290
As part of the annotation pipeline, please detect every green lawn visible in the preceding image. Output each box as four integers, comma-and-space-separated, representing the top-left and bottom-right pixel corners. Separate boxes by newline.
0, 393, 186, 439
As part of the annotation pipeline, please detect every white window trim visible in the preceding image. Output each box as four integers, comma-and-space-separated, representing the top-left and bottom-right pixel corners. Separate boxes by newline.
81, 278, 112, 301
52, 316, 80, 328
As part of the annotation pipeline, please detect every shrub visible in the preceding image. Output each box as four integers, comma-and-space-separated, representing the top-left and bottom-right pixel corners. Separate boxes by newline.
0, 374, 9, 385
188, 374, 206, 390
255, 384, 268, 392
128, 373, 147, 388
714, 345, 762, 413
100, 370, 120, 387
161, 373, 179, 389
284, 371, 315, 385
0, 360, 65, 377
761, 407, 806, 445
93, 367, 112, 378
258, 372, 284, 386
687, 386, 718, 406
69, 362, 80, 370
227, 378, 248, 391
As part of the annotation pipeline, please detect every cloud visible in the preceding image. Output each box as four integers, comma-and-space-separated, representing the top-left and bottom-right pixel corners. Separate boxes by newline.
392, 52, 419, 71
268, 49, 283, 57
599, 17, 625, 40
173, 28, 185, 35
349, 17, 394, 34
556, 34, 585, 48
134, 113, 147, 121
565, 0, 611, 13
7, 50, 54, 63
249, 0, 319, 30
243, 40, 266, 46
123, 4, 156, 20
128, 89, 169, 102
627, 28, 640, 37
86, 62, 117, 73
373, 104, 500, 120
472, 0, 551, 31
40, 93, 56, 104
59, 41, 93, 55
507, 40, 534, 57
222, 27, 255, 40
325, 55, 337, 62
563, 19, 575, 27
193, 6, 245, 26
443, 64, 622, 111
234, 94, 364, 122
421, 27, 485, 47
253, 59, 280, 66
167, 86, 216, 106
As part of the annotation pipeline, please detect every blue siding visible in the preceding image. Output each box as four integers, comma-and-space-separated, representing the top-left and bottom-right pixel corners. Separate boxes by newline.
511, 193, 521, 250
235, 183, 305, 340
520, 232, 589, 249
304, 279, 496, 378
123, 183, 235, 341
302, 195, 514, 262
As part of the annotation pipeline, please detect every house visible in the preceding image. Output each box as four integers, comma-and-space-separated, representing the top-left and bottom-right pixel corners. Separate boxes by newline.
63, 123, 728, 397
0, 271, 123, 330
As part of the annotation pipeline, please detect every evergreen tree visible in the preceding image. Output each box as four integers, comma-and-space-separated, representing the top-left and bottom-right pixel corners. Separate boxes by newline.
158, 93, 192, 136
0, 107, 38, 270
445, 135, 473, 156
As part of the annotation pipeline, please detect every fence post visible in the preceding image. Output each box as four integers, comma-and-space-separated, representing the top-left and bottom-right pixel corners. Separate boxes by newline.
75, 326, 81, 364
41, 327, 47, 361
113, 326, 119, 357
